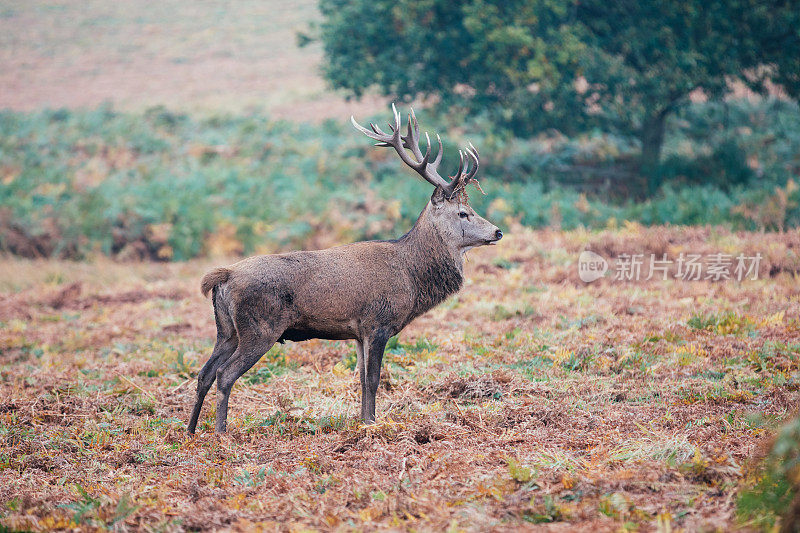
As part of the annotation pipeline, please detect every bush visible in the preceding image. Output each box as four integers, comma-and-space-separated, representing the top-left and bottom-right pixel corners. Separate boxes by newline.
0, 100, 798, 260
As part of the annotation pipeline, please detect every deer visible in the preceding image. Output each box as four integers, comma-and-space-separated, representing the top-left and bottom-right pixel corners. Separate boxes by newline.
187, 105, 503, 434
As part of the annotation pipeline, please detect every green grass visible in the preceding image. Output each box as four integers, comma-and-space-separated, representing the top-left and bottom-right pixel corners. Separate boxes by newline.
243, 346, 293, 384
687, 311, 755, 336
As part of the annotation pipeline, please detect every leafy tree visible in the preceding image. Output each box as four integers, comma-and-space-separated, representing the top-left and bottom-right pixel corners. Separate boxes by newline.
313, 0, 800, 177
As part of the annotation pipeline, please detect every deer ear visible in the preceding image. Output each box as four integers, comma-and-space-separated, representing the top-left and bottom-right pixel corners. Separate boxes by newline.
431, 187, 446, 206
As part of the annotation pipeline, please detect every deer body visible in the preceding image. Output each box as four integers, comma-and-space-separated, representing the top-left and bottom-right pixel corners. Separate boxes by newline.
188, 106, 501, 434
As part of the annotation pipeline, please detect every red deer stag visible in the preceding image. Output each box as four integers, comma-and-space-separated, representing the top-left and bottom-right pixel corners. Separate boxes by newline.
188, 105, 502, 434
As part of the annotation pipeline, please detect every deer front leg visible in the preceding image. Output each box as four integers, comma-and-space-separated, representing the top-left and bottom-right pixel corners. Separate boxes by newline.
361, 329, 390, 424
355, 339, 366, 421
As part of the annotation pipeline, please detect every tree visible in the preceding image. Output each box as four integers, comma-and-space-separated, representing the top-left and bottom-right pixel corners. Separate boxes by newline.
314, 0, 800, 175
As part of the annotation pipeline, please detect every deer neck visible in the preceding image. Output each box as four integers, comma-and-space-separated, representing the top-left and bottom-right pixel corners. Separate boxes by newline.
396, 205, 464, 319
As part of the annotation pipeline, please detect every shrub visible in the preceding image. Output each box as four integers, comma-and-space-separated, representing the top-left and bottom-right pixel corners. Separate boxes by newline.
1, 100, 798, 260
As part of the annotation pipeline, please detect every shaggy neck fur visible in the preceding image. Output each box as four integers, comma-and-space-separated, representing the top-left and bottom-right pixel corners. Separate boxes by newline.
396, 204, 464, 320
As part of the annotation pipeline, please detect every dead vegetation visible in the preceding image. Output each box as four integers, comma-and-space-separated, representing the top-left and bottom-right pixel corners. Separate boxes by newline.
1, 226, 799, 531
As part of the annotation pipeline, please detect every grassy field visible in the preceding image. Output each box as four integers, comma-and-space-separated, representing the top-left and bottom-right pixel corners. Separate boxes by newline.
1, 225, 799, 530
0, 0, 383, 119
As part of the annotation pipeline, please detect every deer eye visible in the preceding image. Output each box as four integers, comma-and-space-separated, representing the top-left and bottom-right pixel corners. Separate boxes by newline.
458, 211, 468, 219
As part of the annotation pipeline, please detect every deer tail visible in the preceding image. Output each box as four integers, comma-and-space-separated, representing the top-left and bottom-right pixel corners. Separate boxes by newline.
201, 268, 230, 298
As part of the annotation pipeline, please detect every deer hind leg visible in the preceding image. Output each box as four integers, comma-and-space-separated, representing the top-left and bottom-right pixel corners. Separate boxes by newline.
188, 289, 237, 434
214, 327, 282, 433
187, 333, 237, 434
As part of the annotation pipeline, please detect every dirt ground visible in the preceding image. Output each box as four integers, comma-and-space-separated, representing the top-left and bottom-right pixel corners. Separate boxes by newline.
1, 225, 798, 531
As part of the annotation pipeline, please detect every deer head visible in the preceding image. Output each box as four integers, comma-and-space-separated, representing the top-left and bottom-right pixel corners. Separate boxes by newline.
352, 105, 502, 253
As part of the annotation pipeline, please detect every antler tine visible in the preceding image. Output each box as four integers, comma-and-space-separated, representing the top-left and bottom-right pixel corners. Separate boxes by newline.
392, 103, 402, 137
402, 114, 415, 151
461, 145, 485, 194
402, 110, 424, 161
453, 150, 465, 179
431, 133, 443, 170
464, 145, 480, 181
419, 133, 431, 167
404, 114, 414, 146
371, 122, 389, 136
424, 132, 435, 169
351, 117, 385, 142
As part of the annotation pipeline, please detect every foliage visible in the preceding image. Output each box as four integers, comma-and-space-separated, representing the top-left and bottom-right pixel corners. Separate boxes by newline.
507, 457, 535, 482
1, 100, 799, 260
0, 105, 391, 260
737, 415, 800, 530
687, 311, 754, 336
314, 0, 800, 170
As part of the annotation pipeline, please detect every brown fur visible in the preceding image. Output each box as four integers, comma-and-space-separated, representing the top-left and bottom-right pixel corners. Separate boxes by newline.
200, 268, 230, 298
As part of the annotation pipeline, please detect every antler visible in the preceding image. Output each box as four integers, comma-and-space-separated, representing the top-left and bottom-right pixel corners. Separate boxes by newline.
351, 104, 483, 199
